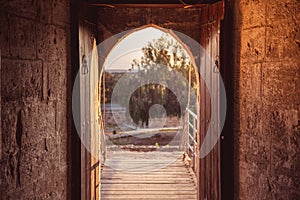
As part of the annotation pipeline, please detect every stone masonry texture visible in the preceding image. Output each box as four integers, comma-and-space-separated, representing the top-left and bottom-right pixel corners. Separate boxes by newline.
97, 4, 299, 199
231, 0, 300, 199
0, 0, 299, 199
0, 0, 71, 199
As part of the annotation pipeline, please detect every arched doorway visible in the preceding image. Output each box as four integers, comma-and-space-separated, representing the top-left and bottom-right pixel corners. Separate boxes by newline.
99, 24, 201, 199
74, 2, 225, 199
100, 24, 200, 135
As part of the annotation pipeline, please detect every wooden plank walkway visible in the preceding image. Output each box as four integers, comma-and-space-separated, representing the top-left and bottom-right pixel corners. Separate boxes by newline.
101, 150, 197, 200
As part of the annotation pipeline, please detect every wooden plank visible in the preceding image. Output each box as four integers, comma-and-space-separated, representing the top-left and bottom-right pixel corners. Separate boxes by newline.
210, 20, 215, 200
101, 178, 194, 182
211, 19, 218, 200
216, 19, 221, 200
101, 198, 196, 200
79, 19, 94, 200
102, 164, 186, 168
199, 5, 209, 25
217, 17, 222, 200
198, 2, 223, 199
90, 39, 100, 200
102, 167, 190, 171
199, 22, 207, 200
102, 196, 197, 198
101, 160, 184, 163
0, 50, 1, 163
102, 170, 191, 173
211, 18, 221, 200
101, 179, 195, 184
101, 190, 196, 195
101, 185, 196, 190
101, 195, 196, 198
100, 197, 196, 200
101, 172, 192, 176
102, 165, 190, 170
207, 22, 212, 200
101, 174, 194, 178
102, 164, 187, 167
102, 161, 187, 165
102, 167, 191, 171
101, 175, 194, 179
101, 149, 197, 200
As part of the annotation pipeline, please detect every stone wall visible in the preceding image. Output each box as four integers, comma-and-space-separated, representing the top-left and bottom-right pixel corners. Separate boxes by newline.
0, 1, 298, 199
97, 5, 299, 199
0, 0, 71, 199
97, 7, 202, 46
231, 0, 300, 199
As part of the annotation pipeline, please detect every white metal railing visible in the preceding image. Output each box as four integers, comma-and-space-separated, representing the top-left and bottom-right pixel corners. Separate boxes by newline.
99, 113, 107, 164
180, 108, 198, 170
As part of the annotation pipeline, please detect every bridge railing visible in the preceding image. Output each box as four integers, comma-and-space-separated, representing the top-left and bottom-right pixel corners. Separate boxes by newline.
180, 108, 198, 171
99, 113, 107, 164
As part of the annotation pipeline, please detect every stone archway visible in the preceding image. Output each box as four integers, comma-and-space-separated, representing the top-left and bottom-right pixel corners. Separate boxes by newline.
77, 3, 224, 199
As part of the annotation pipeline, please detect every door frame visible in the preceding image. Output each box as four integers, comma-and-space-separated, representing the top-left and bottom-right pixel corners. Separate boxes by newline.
71, 1, 228, 200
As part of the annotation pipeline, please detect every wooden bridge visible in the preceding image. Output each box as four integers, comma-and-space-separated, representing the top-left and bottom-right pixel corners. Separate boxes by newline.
101, 150, 197, 200
98, 108, 199, 200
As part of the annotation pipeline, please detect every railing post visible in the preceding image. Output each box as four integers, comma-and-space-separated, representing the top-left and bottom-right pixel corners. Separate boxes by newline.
183, 108, 198, 173
187, 109, 190, 157
193, 116, 196, 169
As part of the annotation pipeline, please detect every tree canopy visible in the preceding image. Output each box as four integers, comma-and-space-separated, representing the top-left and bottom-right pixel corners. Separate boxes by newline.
131, 33, 197, 87
128, 33, 198, 122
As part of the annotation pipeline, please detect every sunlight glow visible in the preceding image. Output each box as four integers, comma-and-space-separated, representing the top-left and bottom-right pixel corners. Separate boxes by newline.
104, 27, 165, 72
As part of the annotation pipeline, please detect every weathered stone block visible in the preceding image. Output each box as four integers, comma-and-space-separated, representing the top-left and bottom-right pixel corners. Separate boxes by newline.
240, 62, 262, 101
159, 22, 200, 43
0, 0, 37, 20
20, 140, 48, 185
239, 159, 271, 200
0, 101, 22, 196
241, 27, 266, 62
266, 108, 298, 158
266, 0, 300, 24
47, 61, 68, 100
259, 104, 299, 199
240, 100, 262, 133
1, 101, 20, 154
55, 101, 68, 133
151, 8, 200, 25
0, 12, 10, 57
265, 20, 300, 61
21, 99, 55, 148
1, 59, 42, 102
98, 8, 150, 35
36, 0, 70, 26
37, 24, 67, 63
36, 0, 53, 24
55, 100, 68, 168
268, 174, 296, 199
262, 62, 299, 105
10, 99, 65, 198
52, 0, 70, 26
241, 0, 266, 29
9, 16, 36, 59
0, 0, 70, 199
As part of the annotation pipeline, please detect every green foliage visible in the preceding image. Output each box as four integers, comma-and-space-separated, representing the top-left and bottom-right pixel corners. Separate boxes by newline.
102, 33, 198, 126
132, 33, 197, 88
129, 33, 197, 119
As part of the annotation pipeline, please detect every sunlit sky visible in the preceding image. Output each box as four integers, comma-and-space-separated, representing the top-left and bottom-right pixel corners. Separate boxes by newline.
104, 27, 165, 71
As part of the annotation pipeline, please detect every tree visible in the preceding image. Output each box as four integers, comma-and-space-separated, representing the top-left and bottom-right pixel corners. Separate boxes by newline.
129, 33, 197, 120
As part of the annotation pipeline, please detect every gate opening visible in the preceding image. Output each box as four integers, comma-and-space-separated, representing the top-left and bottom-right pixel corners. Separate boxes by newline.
76, 2, 225, 199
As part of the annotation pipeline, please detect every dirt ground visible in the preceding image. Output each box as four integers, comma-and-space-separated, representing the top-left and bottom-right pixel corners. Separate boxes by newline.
108, 131, 181, 152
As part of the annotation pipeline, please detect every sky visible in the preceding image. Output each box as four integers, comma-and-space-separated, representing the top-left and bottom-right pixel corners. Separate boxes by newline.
103, 27, 165, 71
